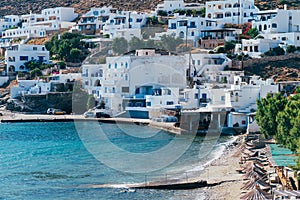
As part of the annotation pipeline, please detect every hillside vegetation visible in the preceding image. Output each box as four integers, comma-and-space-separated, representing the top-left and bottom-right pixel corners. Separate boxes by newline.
2, 0, 300, 16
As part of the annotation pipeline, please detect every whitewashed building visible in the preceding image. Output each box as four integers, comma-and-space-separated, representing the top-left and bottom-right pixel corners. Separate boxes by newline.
241, 38, 281, 57
0, 15, 20, 33
102, 11, 148, 40
5, 44, 50, 74
81, 64, 104, 100
205, 0, 259, 24
252, 7, 300, 47
77, 6, 148, 39
77, 6, 114, 35
101, 49, 186, 111
156, 0, 204, 14
187, 53, 234, 83
2, 7, 78, 39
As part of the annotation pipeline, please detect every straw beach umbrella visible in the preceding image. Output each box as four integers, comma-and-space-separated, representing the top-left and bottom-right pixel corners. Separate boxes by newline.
240, 186, 273, 200
241, 179, 270, 191
243, 169, 267, 181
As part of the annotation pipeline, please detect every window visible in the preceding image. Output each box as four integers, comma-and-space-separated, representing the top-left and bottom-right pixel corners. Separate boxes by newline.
122, 87, 129, 93
108, 63, 111, 69
114, 63, 117, 68
33, 47, 37, 51
197, 60, 200, 65
179, 31, 184, 38
163, 89, 171, 95
166, 101, 174, 105
221, 96, 225, 101
272, 23, 277, 28
146, 102, 151, 107
20, 56, 28, 61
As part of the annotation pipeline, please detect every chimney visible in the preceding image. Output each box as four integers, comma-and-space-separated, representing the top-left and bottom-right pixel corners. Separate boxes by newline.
284, 4, 287, 10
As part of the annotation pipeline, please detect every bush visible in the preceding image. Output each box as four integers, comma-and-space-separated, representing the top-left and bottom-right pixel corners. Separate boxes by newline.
286, 45, 297, 54
157, 10, 168, 16
57, 61, 66, 69
264, 47, 285, 56
30, 68, 43, 78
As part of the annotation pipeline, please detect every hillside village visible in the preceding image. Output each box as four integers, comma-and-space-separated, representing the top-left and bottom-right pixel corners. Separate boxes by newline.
0, 0, 300, 136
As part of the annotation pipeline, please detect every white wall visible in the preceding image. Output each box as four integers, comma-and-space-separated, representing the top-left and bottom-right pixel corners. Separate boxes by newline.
5, 44, 50, 73
0, 76, 9, 86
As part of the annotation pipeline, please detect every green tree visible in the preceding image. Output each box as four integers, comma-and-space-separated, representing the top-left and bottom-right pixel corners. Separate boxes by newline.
286, 45, 297, 54
256, 93, 287, 138
129, 37, 145, 51
69, 48, 82, 63
199, 7, 206, 18
159, 34, 183, 52
87, 94, 95, 110
264, 47, 285, 56
25, 60, 41, 71
30, 68, 43, 78
112, 37, 128, 55
157, 10, 168, 16
246, 28, 259, 38
45, 32, 87, 62
145, 39, 155, 49
57, 61, 66, 69
224, 41, 236, 53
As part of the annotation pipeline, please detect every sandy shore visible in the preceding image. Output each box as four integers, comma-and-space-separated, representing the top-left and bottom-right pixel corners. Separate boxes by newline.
200, 136, 244, 200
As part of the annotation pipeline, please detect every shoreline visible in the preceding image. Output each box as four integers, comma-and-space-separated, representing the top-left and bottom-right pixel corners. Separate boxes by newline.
1, 110, 246, 199
86, 134, 245, 200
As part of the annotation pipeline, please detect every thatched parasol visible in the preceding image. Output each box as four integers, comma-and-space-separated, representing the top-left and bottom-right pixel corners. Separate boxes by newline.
243, 168, 267, 181
241, 179, 270, 191
240, 187, 273, 200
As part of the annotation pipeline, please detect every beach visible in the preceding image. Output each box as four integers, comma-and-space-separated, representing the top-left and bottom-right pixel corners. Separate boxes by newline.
202, 137, 244, 200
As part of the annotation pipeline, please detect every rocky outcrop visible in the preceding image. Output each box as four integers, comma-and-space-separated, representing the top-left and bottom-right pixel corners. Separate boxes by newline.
7, 92, 73, 114
7, 90, 91, 114
243, 54, 300, 82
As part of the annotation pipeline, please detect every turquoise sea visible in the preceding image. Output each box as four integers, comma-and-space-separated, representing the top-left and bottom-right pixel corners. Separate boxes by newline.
0, 122, 235, 200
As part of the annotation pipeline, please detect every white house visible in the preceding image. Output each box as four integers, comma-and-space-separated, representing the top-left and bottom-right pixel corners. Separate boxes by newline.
241, 38, 281, 57
205, 0, 259, 24
102, 11, 148, 39
81, 63, 104, 100
187, 53, 233, 83
252, 7, 300, 47
0, 15, 20, 33
2, 7, 78, 39
225, 75, 278, 112
156, 0, 204, 14
3, 26, 47, 38
77, 6, 113, 35
99, 49, 187, 112
5, 44, 50, 74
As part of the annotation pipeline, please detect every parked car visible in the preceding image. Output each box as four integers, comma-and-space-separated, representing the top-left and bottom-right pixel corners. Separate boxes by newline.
53, 109, 66, 115
84, 111, 95, 118
47, 108, 55, 114
96, 112, 111, 118
47, 108, 66, 115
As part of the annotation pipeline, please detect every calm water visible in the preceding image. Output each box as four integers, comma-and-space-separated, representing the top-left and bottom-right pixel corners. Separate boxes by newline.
0, 122, 234, 200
